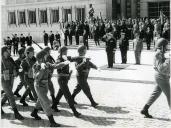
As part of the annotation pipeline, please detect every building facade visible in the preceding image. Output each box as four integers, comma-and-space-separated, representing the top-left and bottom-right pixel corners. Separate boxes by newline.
1, 0, 170, 42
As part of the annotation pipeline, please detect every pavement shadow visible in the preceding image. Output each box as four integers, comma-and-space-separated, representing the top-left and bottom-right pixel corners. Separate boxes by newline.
1, 113, 16, 120
80, 115, 116, 126
96, 106, 130, 114
153, 117, 171, 122
9, 116, 74, 127
59, 102, 89, 110
53, 109, 73, 117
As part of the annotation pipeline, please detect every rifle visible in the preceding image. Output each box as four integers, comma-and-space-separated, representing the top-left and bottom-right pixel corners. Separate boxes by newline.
32, 40, 43, 49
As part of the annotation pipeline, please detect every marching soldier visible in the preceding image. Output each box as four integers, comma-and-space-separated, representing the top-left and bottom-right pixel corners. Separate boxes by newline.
72, 45, 100, 108
51, 46, 81, 117
13, 47, 34, 100
20, 46, 37, 106
141, 38, 170, 118
42, 47, 56, 106
31, 50, 69, 127
1, 46, 24, 120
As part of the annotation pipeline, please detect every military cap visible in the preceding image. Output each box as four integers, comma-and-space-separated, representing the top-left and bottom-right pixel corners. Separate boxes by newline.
1, 46, 9, 56
155, 38, 168, 51
18, 47, 25, 55
36, 50, 46, 60
58, 46, 68, 53
77, 45, 86, 53
43, 46, 51, 53
25, 46, 34, 53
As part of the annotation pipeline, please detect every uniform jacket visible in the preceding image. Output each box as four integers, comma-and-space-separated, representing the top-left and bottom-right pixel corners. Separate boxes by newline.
119, 38, 129, 51
133, 38, 143, 52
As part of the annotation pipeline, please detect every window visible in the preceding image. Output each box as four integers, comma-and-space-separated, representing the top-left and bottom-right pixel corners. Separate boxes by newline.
148, 2, 170, 18
8, 12, 16, 25
51, 9, 59, 23
64, 9, 71, 22
40, 10, 47, 23
28, 10, 36, 24
76, 8, 85, 21
19, 11, 26, 24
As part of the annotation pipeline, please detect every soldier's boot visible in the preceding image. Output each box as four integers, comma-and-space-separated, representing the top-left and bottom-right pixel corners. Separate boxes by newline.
13, 107, 24, 120
48, 115, 61, 127
71, 95, 78, 105
141, 104, 153, 118
20, 95, 28, 107
14, 88, 21, 98
31, 108, 41, 120
29, 92, 35, 101
51, 102, 60, 112
71, 106, 81, 118
89, 96, 98, 108
1, 90, 5, 95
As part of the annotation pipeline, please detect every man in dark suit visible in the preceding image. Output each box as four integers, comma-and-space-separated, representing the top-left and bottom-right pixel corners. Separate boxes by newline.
102, 31, 117, 68
119, 32, 129, 64
12, 34, 19, 56
43, 30, 49, 46
20, 34, 26, 48
26, 33, 32, 46
68, 27, 73, 45
64, 27, 69, 46
49, 31, 54, 49
83, 21, 90, 50
75, 26, 80, 45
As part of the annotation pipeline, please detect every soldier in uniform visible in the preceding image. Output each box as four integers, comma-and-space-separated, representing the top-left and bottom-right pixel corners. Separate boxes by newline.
13, 47, 34, 100
141, 38, 170, 118
71, 45, 100, 108
31, 50, 69, 127
102, 31, 117, 68
119, 32, 129, 64
55, 31, 61, 47
20, 46, 37, 106
133, 32, 143, 65
1, 46, 24, 120
51, 46, 81, 117
5, 37, 12, 54
83, 21, 89, 50
42, 47, 56, 107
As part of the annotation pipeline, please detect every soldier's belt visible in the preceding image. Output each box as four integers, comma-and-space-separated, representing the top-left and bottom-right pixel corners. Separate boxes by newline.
58, 73, 70, 77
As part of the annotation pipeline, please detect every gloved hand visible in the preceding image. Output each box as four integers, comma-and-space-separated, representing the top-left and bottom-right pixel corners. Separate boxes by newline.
63, 60, 70, 65
41, 63, 46, 69
62, 55, 68, 61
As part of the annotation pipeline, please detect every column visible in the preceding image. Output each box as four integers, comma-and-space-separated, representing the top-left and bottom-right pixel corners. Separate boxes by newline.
47, 8, 51, 25
131, 0, 137, 18
36, 8, 39, 26
120, 0, 126, 18
15, 10, 19, 26
25, 9, 29, 26
72, 6, 76, 21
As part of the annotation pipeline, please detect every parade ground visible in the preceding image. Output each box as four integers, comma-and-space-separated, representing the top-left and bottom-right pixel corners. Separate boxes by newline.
1, 43, 171, 128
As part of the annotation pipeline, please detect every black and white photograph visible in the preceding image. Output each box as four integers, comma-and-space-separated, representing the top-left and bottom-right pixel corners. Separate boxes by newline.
0, 0, 170, 127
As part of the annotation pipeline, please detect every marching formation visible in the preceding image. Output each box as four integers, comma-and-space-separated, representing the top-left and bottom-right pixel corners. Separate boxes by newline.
1, 44, 101, 127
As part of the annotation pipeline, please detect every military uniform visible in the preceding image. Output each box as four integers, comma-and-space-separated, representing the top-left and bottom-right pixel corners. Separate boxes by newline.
141, 38, 170, 118
102, 33, 116, 68
20, 47, 37, 106
72, 46, 98, 108
1, 46, 24, 120
31, 50, 67, 127
43, 47, 56, 105
12, 36, 19, 55
52, 46, 81, 117
133, 38, 143, 64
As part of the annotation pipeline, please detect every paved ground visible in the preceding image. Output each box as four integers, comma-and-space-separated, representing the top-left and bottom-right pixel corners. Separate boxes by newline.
1, 43, 171, 128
